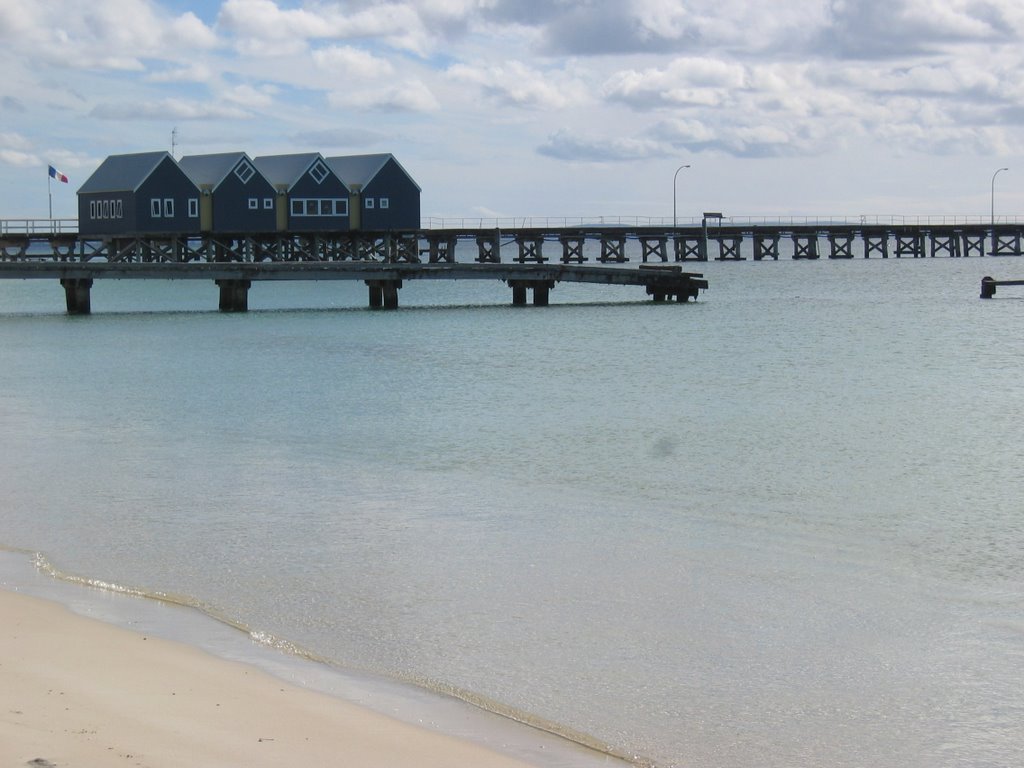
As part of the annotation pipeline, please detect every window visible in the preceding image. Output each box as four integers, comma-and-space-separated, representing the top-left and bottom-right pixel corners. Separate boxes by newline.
115, 200, 123, 219
365, 197, 375, 209
248, 198, 259, 210
379, 197, 390, 210
290, 198, 348, 217
90, 201, 97, 219
164, 198, 175, 217
188, 198, 199, 217
151, 198, 162, 217
263, 198, 273, 209
309, 160, 329, 184
234, 160, 256, 184
101, 201, 110, 219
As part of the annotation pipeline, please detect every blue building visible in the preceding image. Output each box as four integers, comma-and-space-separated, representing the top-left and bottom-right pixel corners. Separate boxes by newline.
77, 151, 200, 236
326, 153, 421, 230
252, 153, 351, 232
178, 152, 277, 233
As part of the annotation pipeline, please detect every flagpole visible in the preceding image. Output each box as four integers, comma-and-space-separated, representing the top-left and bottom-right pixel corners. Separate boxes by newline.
48, 170, 52, 221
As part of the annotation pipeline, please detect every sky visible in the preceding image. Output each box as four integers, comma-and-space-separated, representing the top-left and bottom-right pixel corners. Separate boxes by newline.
3, 0, 1024, 223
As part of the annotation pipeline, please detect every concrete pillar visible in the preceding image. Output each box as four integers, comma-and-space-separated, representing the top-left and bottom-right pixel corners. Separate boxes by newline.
60, 278, 93, 315
511, 284, 528, 306
367, 281, 384, 309
533, 284, 550, 306
215, 279, 251, 312
382, 282, 399, 309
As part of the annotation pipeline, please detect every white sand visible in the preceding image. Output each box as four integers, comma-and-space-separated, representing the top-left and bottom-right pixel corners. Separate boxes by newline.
0, 587, 543, 767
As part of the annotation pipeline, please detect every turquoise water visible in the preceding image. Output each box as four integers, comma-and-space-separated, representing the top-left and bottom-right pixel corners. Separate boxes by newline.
1, 257, 1023, 767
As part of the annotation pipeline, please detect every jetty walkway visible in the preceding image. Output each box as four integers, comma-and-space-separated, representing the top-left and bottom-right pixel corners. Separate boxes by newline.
3, 217, 1024, 313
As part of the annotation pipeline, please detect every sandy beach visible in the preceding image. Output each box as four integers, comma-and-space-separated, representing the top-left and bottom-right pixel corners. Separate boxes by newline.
0, 587, 543, 768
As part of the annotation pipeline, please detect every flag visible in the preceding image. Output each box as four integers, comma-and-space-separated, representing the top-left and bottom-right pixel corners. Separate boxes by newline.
48, 165, 69, 183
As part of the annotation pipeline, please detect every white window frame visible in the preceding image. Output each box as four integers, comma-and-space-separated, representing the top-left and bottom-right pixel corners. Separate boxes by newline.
188, 198, 199, 217
309, 160, 329, 184
248, 198, 259, 210
379, 197, 390, 210
263, 198, 273, 209
151, 198, 162, 218
291, 199, 303, 216
89, 201, 97, 219
234, 160, 256, 184
163, 198, 175, 217
101, 200, 110, 219
115, 200, 123, 219
334, 199, 348, 216
365, 197, 375, 209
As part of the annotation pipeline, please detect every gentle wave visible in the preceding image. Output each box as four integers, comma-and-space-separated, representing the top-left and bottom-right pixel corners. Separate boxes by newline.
24, 548, 642, 766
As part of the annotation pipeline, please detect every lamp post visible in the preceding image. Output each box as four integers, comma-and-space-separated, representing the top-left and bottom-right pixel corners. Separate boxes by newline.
673, 164, 690, 228
991, 167, 1009, 254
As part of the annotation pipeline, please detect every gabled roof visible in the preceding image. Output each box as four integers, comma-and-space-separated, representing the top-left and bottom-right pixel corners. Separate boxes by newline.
179, 152, 255, 190
253, 152, 338, 191
325, 153, 421, 192
77, 151, 177, 194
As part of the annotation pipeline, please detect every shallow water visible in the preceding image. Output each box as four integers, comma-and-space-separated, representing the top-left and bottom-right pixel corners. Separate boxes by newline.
1, 256, 1022, 767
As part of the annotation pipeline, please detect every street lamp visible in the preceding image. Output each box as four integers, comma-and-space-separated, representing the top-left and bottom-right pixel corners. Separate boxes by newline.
673, 164, 691, 227
991, 167, 1009, 228
991, 167, 1009, 254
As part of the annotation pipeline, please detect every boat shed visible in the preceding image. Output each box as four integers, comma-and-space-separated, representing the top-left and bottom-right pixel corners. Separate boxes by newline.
326, 153, 421, 230
252, 152, 351, 232
178, 152, 277, 233
77, 151, 200, 236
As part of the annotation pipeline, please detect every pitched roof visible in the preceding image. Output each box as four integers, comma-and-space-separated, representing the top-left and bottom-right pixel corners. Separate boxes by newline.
252, 152, 331, 190
325, 153, 421, 191
77, 151, 176, 194
178, 152, 252, 189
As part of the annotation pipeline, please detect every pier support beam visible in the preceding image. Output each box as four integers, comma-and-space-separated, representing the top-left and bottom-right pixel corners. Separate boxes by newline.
792, 233, 820, 260
599, 235, 627, 263
827, 232, 855, 259
674, 235, 705, 261
508, 279, 555, 306
366, 279, 402, 309
476, 230, 502, 263
862, 229, 889, 258
753, 233, 780, 261
215, 279, 251, 312
559, 234, 587, 263
715, 235, 744, 261
60, 278, 93, 315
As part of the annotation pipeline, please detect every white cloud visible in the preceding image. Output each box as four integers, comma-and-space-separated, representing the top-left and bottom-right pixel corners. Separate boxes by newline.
447, 61, 589, 109
90, 98, 251, 121
313, 46, 395, 79
538, 128, 671, 162
327, 80, 441, 112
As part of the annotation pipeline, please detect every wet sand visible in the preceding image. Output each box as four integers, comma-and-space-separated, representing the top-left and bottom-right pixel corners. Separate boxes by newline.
0, 587, 542, 768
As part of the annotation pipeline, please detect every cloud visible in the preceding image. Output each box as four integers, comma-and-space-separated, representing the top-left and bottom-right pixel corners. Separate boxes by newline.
447, 61, 589, 109
818, 0, 1017, 59
312, 46, 395, 79
327, 80, 440, 112
537, 128, 671, 162
89, 99, 251, 121
290, 127, 391, 149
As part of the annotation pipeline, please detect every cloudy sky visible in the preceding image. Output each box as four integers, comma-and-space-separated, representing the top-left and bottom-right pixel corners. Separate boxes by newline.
3, 0, 1024, 222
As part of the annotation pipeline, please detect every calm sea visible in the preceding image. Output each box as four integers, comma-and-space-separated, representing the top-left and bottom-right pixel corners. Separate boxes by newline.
1, 254, 1022, 767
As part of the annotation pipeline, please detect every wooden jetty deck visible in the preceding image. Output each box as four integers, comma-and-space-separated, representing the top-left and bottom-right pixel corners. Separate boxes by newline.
4, 218, 1024, 313
0, 237, 707, 313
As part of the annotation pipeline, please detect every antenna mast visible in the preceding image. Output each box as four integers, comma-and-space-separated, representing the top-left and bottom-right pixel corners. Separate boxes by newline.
171, 127, 179, 159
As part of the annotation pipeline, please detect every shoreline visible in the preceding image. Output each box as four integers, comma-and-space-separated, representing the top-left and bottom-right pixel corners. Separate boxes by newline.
0, 551, 629, 768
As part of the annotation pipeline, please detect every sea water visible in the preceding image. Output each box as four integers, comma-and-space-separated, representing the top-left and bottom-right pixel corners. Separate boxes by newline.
1, 255, 1023, 767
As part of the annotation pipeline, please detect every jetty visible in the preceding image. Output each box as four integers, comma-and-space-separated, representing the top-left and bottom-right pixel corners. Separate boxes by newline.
4, 216, 1024, 314
980, 276, 1024, 298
